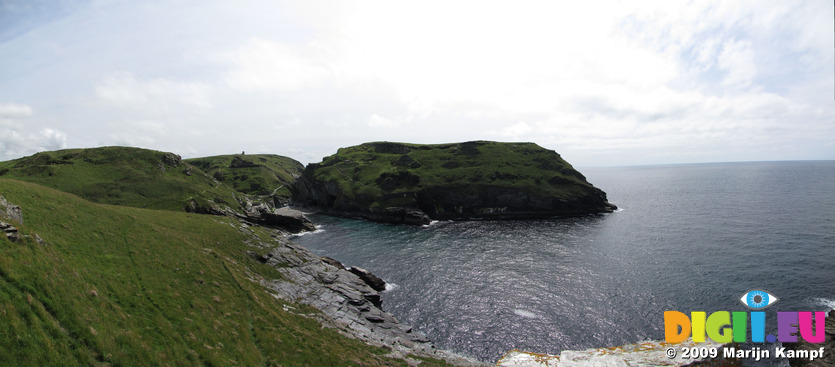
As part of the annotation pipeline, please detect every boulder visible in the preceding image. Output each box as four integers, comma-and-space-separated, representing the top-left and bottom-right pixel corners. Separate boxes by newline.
247, 207, 316, 233
349, 266, 387, 292
0, 195, 23, 224
1, 221, 20, 242
160, 152, 181, 167
321, 256, 346, 269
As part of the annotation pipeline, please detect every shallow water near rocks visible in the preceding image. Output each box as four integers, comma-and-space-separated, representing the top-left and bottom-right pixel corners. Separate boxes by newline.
292, 161, 835, 365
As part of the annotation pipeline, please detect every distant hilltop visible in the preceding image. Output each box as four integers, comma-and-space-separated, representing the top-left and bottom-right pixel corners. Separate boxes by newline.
293, 141, 616, 224
0, 142, 616, 227
0, 146, 315, 233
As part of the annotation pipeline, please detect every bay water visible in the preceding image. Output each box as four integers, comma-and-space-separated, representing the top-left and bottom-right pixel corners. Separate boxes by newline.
291, 161, 835, 364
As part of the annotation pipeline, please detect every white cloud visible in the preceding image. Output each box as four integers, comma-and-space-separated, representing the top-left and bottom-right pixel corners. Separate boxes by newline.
0, 1, 832, 165
367, 114, 395, 127
222, 38, 331, 92
489, 121, 533, 138
717, 39, 757, 89
0, 103, 34, 120
40, 127, 67, 149
95, 71, 212, 110
104, 119, 166, 147
0, 103, 67, 160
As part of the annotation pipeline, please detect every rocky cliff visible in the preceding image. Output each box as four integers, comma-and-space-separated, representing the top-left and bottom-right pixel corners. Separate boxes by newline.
293, 141, 616, 224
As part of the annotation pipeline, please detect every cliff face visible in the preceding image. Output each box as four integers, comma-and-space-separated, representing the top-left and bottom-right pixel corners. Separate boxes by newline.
294, 141, 616, 224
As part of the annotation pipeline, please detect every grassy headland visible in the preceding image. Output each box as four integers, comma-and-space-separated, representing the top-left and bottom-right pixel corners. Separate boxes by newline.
294, 141, 615, 223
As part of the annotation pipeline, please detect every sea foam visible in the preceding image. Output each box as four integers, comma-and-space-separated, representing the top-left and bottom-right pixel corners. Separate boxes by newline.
513, 309, 539, 319
289, 227, 325, 237
814, 298, 835, 310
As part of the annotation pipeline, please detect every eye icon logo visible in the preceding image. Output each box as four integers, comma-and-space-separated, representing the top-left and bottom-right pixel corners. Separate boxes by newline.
740, 290, 778, 309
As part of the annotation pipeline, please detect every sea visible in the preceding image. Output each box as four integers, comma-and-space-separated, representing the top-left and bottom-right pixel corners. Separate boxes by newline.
291, 161, 835, 365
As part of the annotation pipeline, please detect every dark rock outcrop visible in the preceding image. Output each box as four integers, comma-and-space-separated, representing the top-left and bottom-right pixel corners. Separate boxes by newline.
229, 155, 259, 168
253, 207, 316, 233
349, 266, 387, 292
321, 256, 345, 269
415, 184, 617, 220
0, 195, 23, 242
160, 152, 182, 167
234, 194, 316, 233
1, 221, 20, 242
360, 207, 431, 225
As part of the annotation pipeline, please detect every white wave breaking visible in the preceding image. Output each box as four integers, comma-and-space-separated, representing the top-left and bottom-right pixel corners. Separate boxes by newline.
289, 227, 325, 237
813, 297, 835, 310
513, 309, 539, 319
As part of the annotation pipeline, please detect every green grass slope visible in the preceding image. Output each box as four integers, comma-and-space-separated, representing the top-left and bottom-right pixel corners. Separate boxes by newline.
0, 179, 451, 366
0, 147, 240, 213
185, 154, 303, 201
294, 141, 615, 222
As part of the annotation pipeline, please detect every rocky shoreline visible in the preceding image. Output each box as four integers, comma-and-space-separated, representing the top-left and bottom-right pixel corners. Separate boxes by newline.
498, 339, 741, 367
233, 218, 487, 366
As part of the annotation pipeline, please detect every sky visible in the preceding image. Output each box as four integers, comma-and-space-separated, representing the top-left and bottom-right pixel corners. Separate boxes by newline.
1, 0, 833, 167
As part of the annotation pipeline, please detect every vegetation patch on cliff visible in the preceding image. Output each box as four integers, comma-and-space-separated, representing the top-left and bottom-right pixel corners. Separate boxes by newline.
186, 154, 303, 201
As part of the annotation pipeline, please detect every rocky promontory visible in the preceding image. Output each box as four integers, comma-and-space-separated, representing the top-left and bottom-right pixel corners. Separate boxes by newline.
293, 141, 616, 224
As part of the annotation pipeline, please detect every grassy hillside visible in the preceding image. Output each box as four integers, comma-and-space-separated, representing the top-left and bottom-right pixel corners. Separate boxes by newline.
0, 179, 451, 366
185, 154, 303, 201
295, 141, 614, 220
0, 147, 240, 213
320, 141, 588, 199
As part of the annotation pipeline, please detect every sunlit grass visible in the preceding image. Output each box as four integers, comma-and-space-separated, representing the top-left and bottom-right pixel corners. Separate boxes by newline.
308, 141, 594, 209
0, 179, 453, 366
0, 147, 240, 212
186, 154, 303, 199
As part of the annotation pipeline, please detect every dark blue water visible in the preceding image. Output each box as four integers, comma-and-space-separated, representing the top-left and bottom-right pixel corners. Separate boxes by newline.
292, 161, 835, 363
